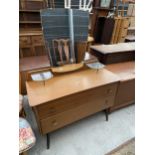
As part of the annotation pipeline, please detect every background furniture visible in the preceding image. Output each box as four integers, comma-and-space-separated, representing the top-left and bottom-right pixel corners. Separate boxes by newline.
19, 0, 48, 30
90, 43, 135, 111
91, 7, 113, 39
19, 31, 47, 58
20, 55, 51, 94
110, 17, 130, 43
26, 68, 119, 149
90, 42, 135, 64
106, 61, 135, 111
94, 16, 115, 44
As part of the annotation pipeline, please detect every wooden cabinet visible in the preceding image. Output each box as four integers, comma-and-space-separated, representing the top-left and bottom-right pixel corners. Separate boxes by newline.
19, 0, 48, 30
19, 55, 51, 94
94, 16, 115, 44
106, 61, 135, 111
111, 17, 130, 44
20, 0, 47, 10
26, 69, 119, 138
20, 36, 32, 46
41, 95, 116, 134
90, 42, 135, 64
91, 8, 112, 38
19, 31, 46, 58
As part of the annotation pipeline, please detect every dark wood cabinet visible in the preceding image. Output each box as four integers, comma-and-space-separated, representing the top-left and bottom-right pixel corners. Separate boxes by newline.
19, 0, 47, 10
19, 0, 48, 29
94, 17, 115, 44
91, 8, 111, 36
19, 31, 47, 58
90, 42, 135, 64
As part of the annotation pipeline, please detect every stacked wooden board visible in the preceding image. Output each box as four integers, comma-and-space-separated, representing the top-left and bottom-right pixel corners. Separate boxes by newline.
111, 17, 130, 44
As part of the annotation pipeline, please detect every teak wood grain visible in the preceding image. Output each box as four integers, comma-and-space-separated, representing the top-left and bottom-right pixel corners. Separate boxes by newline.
105, 61, 135, 81
106, 61, 135, 111
26, 68, 120, 107
37, 83, 118, 119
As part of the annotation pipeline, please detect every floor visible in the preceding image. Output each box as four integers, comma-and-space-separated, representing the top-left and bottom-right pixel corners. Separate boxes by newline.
23, 96, 135, 155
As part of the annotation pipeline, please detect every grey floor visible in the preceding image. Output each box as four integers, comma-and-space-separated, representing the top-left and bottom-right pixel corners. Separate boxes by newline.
23, 96, 135, 155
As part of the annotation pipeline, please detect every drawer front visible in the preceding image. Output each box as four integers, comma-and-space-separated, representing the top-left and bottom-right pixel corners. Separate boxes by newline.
40, 96, 115, 134
20, 36, 31, 46
32, 36, 44, 45
37, 83, 118, 119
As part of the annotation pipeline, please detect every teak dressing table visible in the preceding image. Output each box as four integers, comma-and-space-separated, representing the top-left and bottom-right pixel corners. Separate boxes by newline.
26, 68, 119, 149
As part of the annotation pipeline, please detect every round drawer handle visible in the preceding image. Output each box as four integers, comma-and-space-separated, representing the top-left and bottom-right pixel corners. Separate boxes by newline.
51, 120, 58, 126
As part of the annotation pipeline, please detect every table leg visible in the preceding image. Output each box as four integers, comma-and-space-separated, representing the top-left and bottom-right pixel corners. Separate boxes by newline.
46, 133, 50, 149
104, 109, 109, 121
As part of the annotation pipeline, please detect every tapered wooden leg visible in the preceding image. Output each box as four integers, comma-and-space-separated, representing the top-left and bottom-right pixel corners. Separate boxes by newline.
104, 109, 109, 121
46, 133, 50, 149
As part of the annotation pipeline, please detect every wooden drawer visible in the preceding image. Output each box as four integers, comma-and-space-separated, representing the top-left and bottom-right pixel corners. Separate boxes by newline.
37, 83, 118, 119
40, 95, 115, 134
20, 36, 31, 46
32, 36, 44, 45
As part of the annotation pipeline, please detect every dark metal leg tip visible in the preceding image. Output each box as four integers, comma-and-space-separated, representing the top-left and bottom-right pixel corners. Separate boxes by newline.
46, 134, 50, 149
105, 109, 109, 121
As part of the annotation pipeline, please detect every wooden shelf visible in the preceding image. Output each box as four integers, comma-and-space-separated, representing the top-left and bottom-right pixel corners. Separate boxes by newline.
19, 30, 42, 36
94, 7, 114, 11
20, 10, 40, 12
20, 21, 41, 24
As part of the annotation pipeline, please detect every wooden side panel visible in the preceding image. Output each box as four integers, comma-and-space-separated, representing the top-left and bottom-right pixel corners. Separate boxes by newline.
20, 0, 47, 10
110, 79, 135, 111
111, 17, 119, 44
115, 79, 135, 106
104, 52, 135, 64
114, 18, 122, 43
